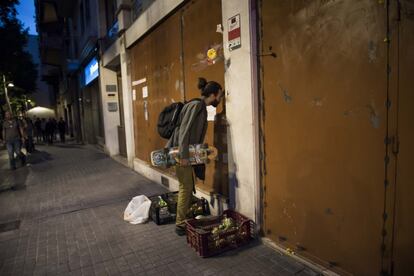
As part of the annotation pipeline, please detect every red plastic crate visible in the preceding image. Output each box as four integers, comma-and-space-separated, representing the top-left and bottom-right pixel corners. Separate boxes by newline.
185, 210, 254, 257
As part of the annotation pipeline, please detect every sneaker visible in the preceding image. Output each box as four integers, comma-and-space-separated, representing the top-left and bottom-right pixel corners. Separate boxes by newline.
175, 226, 186, 236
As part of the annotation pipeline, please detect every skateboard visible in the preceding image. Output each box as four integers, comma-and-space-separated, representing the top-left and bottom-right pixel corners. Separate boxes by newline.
150, 144, 218, 168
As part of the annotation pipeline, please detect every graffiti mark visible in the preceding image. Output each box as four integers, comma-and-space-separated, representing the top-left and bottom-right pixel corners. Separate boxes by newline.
343, 110, 352, 117
311, 97, 325, 107
368, 40, 377, 63
196, 52, 205, 60
180, 80, 184, 94
225, 58, 231, 71
367, 103, 380, 129
153, 70, 161, 78
278, 83, 292, 104
343, 101, 381, 129
175, 80, 180, 91
320, 0, 338, 6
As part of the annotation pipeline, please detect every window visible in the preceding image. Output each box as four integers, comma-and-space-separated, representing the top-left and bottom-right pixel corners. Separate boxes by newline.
131, 0, 154, 21
104, 0, 117, 32
85, 0, 90, 25
132, 0, 143, 20
80, 1, 85, 33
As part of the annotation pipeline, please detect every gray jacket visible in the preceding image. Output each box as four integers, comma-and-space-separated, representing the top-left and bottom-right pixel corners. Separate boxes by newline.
2, 119, 22, 142
166, 99, 207, 159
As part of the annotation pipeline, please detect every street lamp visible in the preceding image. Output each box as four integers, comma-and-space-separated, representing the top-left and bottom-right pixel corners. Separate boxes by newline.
22, 95, 32, 111
2, 74, 13, 111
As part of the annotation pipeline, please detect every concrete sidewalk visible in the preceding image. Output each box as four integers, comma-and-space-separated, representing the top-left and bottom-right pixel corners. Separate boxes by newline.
0, 145, 321, 276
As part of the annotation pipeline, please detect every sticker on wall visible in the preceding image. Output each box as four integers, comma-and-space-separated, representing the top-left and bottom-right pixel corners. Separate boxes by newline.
132, 78, 146, 86
143, 101, 149, 121
228, 14, 241, 51
191, 43, 224, 72
142, 86, 148, 98
216, 24, 223, 34
207, 48, 218, 63
132, 89, 136, 101
207, 105, 216, 121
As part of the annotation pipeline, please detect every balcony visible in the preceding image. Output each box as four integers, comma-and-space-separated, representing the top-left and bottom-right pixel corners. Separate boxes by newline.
131, 0, 155, 21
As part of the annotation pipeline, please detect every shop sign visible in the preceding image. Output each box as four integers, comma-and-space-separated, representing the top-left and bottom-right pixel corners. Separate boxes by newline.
84, 57, 99, 86
228, 14, 241, 51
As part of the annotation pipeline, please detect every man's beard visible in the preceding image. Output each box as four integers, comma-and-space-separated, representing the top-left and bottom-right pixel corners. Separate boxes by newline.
211, 99, 220, 107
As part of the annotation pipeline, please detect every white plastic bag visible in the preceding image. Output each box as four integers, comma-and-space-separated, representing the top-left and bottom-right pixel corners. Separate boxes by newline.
123, 195, 152, 224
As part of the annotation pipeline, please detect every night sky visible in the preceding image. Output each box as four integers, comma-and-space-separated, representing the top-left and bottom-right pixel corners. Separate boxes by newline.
16, 0, 37, 35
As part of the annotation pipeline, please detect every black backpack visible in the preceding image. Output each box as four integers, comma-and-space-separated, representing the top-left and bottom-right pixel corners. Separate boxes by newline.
157, 99, 201, 139
157, 102, 184, 139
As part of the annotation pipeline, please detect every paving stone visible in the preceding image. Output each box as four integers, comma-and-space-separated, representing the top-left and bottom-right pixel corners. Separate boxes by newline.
0, 145, 321, 276
296, 267, 324, 276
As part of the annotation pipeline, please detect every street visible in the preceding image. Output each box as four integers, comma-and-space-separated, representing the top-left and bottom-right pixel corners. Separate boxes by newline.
0, 0, 412, 274
0, 145, 320, 276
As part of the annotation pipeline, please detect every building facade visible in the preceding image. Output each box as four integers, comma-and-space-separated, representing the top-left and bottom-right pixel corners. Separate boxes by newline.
25, 35, 54, 109
36, 0, 414, 275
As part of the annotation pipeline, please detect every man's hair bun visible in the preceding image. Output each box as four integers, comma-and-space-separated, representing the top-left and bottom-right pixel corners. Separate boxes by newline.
198, 77, 208, 91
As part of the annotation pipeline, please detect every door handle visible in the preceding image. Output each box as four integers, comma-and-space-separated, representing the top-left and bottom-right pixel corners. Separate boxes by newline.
392, 135, 399, 155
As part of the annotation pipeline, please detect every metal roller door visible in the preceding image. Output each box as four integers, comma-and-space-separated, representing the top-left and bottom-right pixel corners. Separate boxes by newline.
181, 0, 228, 195
259, 1, 389, 274
129, 0, 228, 196
389, 1, 414, 275
130, 13, 183, 164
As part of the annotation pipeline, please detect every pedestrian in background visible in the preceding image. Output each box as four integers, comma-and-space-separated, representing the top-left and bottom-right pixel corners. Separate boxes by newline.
0, 111, 26, 170
17, 112, 27, 152
34, 117, 42, 143
46, 118, 55, 145
52, 118, 58, 141
58, 117, 66, 143
41, 118, 47, 143
0, 118, 3, 142
24, 115, 35, 153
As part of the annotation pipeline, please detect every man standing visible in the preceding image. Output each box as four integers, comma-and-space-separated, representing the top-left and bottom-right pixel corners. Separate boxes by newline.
58, 117, 66, 143
167, 77, 223, 236
41, 118, 47, 143
23, 114, 35, 153
46, 118, 55, 145
0, 111, 26, 170
34, 117, 42, 143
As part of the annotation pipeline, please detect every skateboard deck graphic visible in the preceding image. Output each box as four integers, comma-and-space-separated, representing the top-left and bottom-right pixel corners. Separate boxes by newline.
151, 144, 218, 168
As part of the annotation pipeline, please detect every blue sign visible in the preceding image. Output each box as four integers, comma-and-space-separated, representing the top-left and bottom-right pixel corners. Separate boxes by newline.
84, 57, 99, 86
108, 21, 119, 40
